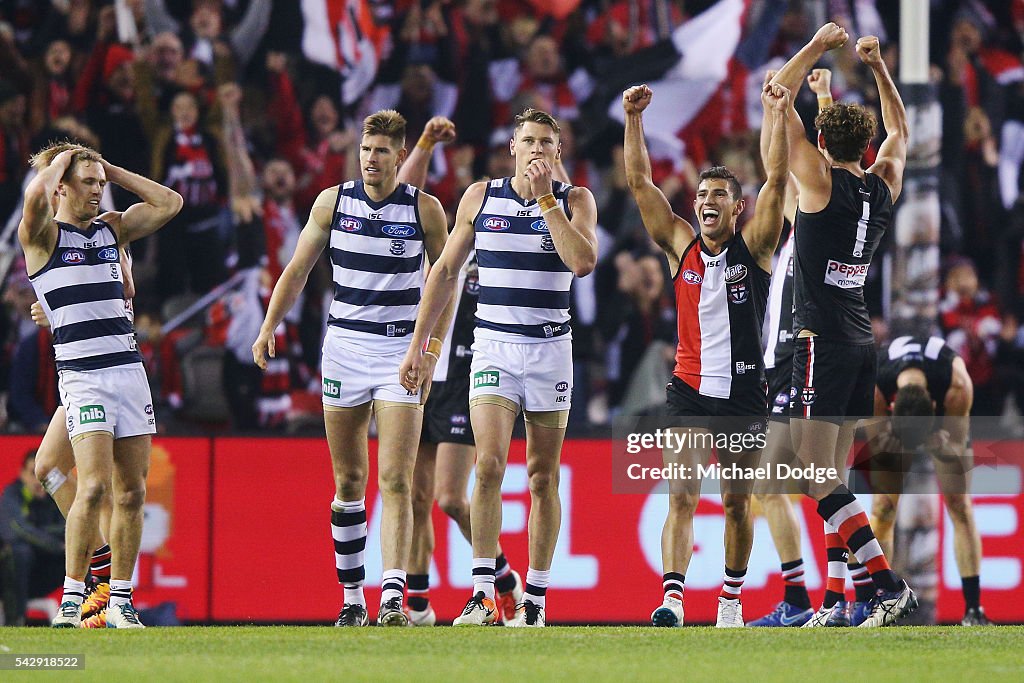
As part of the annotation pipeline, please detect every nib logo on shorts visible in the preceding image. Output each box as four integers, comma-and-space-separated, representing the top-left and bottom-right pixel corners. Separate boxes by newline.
473, 371, 499, 388
323, 378, 342, 398
80, 405, 106, 424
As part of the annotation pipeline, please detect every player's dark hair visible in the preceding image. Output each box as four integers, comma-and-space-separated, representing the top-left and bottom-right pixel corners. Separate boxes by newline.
514, 108, 560, 135
814, 103, 877, 163
698, 166, 742, 201
891, 384, 935, 450
362, 109, 407, 147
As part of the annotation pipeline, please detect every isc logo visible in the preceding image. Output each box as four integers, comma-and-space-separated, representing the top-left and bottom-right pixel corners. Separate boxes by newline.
323, 378, 341, 397
473, 371, 499, 388
483, 217, 510, 231
80, 405, 106, 424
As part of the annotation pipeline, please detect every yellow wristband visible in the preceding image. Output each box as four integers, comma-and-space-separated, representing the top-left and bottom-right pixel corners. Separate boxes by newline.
426, 337, 443, 356
817, 95, 833, 107
423, 350, 440, 361
416, 136, 435, 152
537, 193, 557, 213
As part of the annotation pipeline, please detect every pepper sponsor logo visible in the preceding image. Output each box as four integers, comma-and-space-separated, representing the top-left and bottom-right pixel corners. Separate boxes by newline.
824, 260, 868, 288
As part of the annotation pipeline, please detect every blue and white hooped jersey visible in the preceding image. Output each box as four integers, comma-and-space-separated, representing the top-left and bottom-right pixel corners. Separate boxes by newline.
327, 181, 424, 348
29, 219, 141, 372
474, 178, 574, 343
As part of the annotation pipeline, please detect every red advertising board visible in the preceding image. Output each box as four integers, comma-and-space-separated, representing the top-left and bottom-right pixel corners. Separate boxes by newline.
3, 436, 1022, 623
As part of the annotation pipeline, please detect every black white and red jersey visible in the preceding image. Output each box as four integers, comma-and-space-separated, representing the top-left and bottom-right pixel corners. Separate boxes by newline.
672, 233, 770, 399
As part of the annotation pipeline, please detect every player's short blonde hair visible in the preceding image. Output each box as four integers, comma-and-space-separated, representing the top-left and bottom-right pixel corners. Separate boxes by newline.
29, 140, 102, 179
362, 109, 407, 147
514, 108, 560, 136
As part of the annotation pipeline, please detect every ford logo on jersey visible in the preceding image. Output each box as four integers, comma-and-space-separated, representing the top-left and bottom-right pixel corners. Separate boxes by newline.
98, 247, 119, 262
530, 219, 549, 233
62, 250, 86, 264
382, 224, 416, 238
681, 269, 702, 284
339, 218, 362, 232
483, 217, 510, 231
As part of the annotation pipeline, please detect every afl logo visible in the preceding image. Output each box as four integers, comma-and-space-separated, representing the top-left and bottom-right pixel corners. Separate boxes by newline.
382, 224, 416, 238
483, 217, 510, 231
339, 218, 362, 232
62, 250, 86, 264
682, 269, 702, 285
555, 381, 569, 392
530, 219, 549, 233
98, 247, 118, 262
725, 264, 747, 283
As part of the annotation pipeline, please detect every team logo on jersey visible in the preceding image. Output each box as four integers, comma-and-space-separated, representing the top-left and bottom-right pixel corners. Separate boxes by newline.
386, 323, 409, 337
542, 323, 564, 337
323, 378, 342, 398
530, 219, 549, 233
681, 269, 702, 285
801, 387, 816, 405
728, 281, 748, 304
473, 371, 499, 388
483, 217, 510, 231
725, 264, 747, 283
555, 381, 569, 392
735, 361, 756, 375
145, 404, 154, 415
66, 412, 74, 431
786, 254, 794, 277
80, 405, 106, 424
62, 250, 86, 264
465, 276, 480, 296
774, 390, 789, 407
390, 240, 406, 256
339, 218, 362, 232
382, 224, 416, 238
97, 247, 118, 262
110, 264, 119, 280
541, 234, 555, 251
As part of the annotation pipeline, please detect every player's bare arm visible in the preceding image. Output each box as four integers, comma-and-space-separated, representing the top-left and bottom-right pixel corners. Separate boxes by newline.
783, 90, 831, 212
252, 186, 336, 370
936, 356, 973, 459
622, 84, 694, 274
18, 149, 76, 267
101, 160, 183, 245
861, 36, 909, 203
769, 22, 847, 95
398, 116, 456, 189
408, 189, 458, 398
528, 160, 597, 277
398, 181, 482, 392
745, 82, 791, 272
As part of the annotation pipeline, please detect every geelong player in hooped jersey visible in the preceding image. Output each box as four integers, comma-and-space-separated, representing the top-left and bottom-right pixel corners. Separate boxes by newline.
623, 82, 791, 628
867, 336, 991, 625
400, 108, 598, 627
770, 24, 916, 626
253, 110, 453, 628
19, 142, 183, 628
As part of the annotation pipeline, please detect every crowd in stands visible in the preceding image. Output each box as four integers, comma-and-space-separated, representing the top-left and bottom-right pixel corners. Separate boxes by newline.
2, 0, 1024, 435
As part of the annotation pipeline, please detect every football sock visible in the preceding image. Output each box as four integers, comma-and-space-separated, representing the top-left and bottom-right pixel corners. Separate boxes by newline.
524, 568, 549, 609
823, 523, 849, 608
962, 575, 980, 610
817, 486, 900, 592
663, 572, 685, 602
90, 544, 112, 583
108, 579, 132, 609
407, 574, 429, 611
781, 559, 811, 609
332, 498, 367, 606
719, 567, 746, 600
849, 562, 874, 602
494, 553, 516, 593
472, 558, 496, 600
61, 577, 86, 606
380, 569, 407, 606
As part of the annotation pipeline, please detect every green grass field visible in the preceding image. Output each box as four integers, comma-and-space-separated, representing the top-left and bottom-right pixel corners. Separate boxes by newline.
2, 626, 1023, 681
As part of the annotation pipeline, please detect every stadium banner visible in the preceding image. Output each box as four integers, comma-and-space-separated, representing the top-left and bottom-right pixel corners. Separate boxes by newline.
0, 436, 211, 622
2, 436, 1021, 624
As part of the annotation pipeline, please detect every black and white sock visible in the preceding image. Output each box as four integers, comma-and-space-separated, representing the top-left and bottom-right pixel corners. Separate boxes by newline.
380, 569, 407, 606
472, 558, 496, 600
331, 498, 367, 607
524, 568, 550, 609
108, 579, 133, 609
663, 572, 685, 603
407, 574, 430, 611
61, 577, 86, 606
494, 553, 516, 594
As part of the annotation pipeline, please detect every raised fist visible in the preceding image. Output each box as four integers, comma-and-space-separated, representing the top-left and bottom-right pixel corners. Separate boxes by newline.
622, 84, 653, 115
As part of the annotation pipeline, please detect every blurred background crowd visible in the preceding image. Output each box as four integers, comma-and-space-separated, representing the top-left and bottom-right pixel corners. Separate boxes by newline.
3, 0, 1024, 436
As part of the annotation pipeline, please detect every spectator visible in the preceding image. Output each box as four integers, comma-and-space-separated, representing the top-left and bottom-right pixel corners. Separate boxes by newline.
0, 451, 65, 625
1, 263, 56, 433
